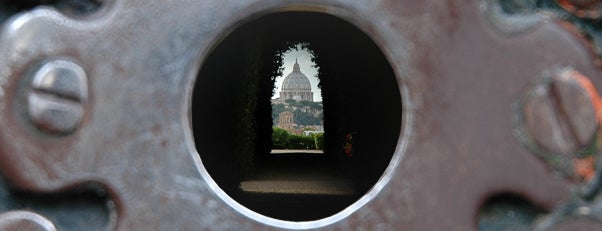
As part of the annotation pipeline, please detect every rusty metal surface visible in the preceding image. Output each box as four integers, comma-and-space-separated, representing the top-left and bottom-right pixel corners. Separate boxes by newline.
0, 0, 601, 230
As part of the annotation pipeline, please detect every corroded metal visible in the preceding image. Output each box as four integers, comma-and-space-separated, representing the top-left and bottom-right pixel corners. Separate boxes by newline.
558, 0, 602, 19
0, 0, 600, 230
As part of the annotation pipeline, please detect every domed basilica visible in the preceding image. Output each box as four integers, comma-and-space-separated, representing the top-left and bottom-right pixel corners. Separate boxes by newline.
272, 60, 322, 134
278, 59, 313, 102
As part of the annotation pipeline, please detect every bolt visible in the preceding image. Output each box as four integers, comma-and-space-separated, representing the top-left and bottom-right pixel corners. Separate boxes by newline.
28, 59, 88, 134
0, 211, 57, 231
523, 67, 600, 154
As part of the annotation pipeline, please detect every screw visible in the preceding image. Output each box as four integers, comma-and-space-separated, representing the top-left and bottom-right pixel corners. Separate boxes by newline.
523, 67, 600, 154
0, 211, 57, 231
28, 59, 88, 134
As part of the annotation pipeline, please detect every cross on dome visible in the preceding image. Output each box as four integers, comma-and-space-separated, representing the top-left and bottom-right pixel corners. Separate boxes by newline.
293, 58, 301, 72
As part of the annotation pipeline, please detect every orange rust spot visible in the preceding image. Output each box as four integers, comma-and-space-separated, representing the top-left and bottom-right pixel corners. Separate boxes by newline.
558, 0, 578, 13
570, 70, 602, 124
574, 155, 596, 181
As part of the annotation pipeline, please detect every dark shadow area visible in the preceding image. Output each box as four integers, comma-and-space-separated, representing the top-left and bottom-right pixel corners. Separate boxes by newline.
477, 193, 545, 231
192, 12, 401, 221
0, 176, 112, 231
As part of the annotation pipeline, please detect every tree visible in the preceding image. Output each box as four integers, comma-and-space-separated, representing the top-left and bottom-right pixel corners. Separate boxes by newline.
285, 99, 296, 105
272, 127, 319, 150
299, 100, 312, 108
272, 103, 285, 124
272, 127, 290, 149
294, 109, 321, 126
308, 102, 323, 110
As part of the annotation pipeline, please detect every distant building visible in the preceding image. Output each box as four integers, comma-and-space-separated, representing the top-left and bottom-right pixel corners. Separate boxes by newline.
277, 111, 295, 130
278, 59, 313, 102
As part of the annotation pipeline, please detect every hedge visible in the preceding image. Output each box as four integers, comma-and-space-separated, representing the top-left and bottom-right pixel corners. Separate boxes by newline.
272, 127, 324, 150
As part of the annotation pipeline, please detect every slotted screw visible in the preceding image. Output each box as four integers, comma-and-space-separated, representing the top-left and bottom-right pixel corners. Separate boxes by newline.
27, 59, 88, 134
523, 67, 600, 154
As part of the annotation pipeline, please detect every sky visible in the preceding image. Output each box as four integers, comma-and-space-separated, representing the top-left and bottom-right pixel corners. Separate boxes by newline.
272, 48, 322, 102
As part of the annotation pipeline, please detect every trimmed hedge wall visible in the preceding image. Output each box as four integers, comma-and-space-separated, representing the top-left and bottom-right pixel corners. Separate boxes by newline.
272, 127, 324, 150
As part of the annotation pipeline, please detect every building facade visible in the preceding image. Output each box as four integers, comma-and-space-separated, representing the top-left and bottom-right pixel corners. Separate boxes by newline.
277, 111, 295, 130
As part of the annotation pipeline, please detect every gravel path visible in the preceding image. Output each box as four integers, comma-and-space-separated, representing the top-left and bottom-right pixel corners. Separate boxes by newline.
239, 152, 355, 195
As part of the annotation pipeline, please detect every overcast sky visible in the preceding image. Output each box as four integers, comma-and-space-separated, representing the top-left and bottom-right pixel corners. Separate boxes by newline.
272, 48, 322, 102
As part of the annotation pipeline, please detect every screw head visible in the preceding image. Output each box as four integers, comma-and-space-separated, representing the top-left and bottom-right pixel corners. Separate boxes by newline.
27, 59, 88, 134
523, 67, 600, 154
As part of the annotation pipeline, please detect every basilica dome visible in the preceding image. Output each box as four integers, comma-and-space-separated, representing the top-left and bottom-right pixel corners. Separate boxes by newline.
282, 60, 312, 91
279, 60, 314, 102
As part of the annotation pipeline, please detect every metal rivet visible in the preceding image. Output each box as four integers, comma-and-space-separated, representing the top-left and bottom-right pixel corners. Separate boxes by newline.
28, 59, 88, 134
0, 211, 57, 231
523, 67, 600, 154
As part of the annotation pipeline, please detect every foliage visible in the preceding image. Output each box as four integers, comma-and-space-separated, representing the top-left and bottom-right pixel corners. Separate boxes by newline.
314, 132, 325, 150
288, 135, 315, 149
281, 99, 322, 111
234, 39, 263, 173
271, 127, 324, 150
272, 99, 323, 126
293, 109, 321, 126
306, 101, 323, 110
272, 127, 290, 149
272, 103, 285, 124
285, 99, 297, 105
